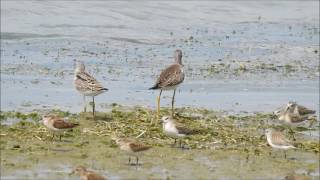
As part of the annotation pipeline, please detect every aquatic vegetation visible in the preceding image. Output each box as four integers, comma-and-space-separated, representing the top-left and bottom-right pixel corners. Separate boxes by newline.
1, 106, 318, 153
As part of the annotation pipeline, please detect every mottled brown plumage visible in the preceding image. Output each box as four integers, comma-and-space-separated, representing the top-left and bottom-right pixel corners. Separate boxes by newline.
71, 166, 106, 180
175, 123, 195, 135
150, 64, 184, 90
42, 115, 79, 141
270, 131, 292, 146
74, 61, 108, 117
288, 102, 316, 115
114, 137, 151, 165
129, 142, 152, 152
52, 118, 79, 129
75, 71, 108, 95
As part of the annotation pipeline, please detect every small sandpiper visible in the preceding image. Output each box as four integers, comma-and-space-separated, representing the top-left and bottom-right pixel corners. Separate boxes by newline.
275, 102, 315, 123
265, 128, 296, 158
276, 102, 316, 124
113, 137, 151, 166
149, 49, 185, 120
161, 116, 195, 148
41, 115, 79, 141
70, 165, 106, 180
74, 61, 108, 118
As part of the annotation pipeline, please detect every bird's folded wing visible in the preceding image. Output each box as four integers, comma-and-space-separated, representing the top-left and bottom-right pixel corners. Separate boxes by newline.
76, 72, 105, 91
156, 64, 184, 88
53, 119, 78, 129
129, 142, 151, 152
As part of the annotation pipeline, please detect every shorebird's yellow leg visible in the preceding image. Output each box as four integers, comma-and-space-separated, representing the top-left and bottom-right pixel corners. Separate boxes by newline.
83, 95, 87, 112
156, 90, 162, 123
171, 89, 176, 117
92, 96, 95, 119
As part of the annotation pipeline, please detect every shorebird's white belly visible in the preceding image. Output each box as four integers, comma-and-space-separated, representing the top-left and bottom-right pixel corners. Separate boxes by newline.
44, 122, 64, 133
267, 137, 293, 150
164, 124, 185, 138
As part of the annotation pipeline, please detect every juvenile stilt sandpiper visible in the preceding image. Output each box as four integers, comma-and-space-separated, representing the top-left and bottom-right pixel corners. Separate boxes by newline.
74, 61, 108, 118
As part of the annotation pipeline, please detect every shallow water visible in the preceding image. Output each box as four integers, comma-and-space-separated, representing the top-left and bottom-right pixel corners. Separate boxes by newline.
1, 1, 319, 179
1, 1, 319, 114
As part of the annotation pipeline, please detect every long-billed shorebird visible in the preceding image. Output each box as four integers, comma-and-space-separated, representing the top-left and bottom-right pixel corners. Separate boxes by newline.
74, 61, 108, 118
41, 115, 79, 141
113, 137, 151, 166
70, 165, 106, 180
161, 116, 195, 148
149, 49, 185, 119
265, 128, 296, 158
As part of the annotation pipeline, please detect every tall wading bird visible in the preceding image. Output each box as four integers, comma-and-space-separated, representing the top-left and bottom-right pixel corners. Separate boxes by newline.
74, 61, 108, 118
149, 49, 185, 120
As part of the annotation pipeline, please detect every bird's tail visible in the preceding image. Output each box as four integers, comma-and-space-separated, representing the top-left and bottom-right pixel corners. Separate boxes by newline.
149, 84, 159, 90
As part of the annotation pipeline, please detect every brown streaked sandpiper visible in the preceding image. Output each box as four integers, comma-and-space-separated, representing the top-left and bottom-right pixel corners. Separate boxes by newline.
74, 61, 108, 118
161, 116, 195, 148
149, 49, 185, 120
41, 115, 79, 141
275, 102, 316, 123
113, 137, 151, 166
70, 165, 106, 180
265, 128, 296, 158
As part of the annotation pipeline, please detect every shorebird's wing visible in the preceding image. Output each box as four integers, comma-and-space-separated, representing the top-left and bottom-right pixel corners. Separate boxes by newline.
296, 105, 315, 115
87, 171, 106, 180
129, 142, 151, 152
53, 119, 79, 129
76, 72, 108, 91
153, 64, 184, 89
271, 132, 292, 146
288, 113, 308, 123
175, 124, 194, 135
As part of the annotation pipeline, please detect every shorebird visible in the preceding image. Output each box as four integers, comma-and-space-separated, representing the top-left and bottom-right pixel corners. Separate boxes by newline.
70, 165, 106, 180
41, 115, 79, 141
161, 116, 195, 148
265, 128, 296, 158
74, 61, 108, 118
149, 49, 185, 119
275, 102, 316, 126
274, 102, 316, 122
113, 137, 151, 166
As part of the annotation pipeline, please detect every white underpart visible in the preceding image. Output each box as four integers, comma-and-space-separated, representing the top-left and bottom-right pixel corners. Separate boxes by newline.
266, 134, 295, 150
43, 119, 64, 133
163, 121, 185, 138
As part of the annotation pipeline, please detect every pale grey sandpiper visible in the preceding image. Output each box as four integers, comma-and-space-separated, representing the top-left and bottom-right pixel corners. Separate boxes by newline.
41, 115, 79, 141
70, 165, 106, 180
113, 137, 151, 166
74, 61, 108, 118
149, 49, 185, 120
161, 116, 195, 148
265, 128, 296, 158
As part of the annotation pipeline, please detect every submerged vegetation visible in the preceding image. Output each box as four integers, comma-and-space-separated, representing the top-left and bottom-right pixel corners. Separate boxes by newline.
1, 106, 319, 153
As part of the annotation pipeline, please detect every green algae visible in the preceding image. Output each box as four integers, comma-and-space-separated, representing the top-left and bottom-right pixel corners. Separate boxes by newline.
0, 106, 319, 179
